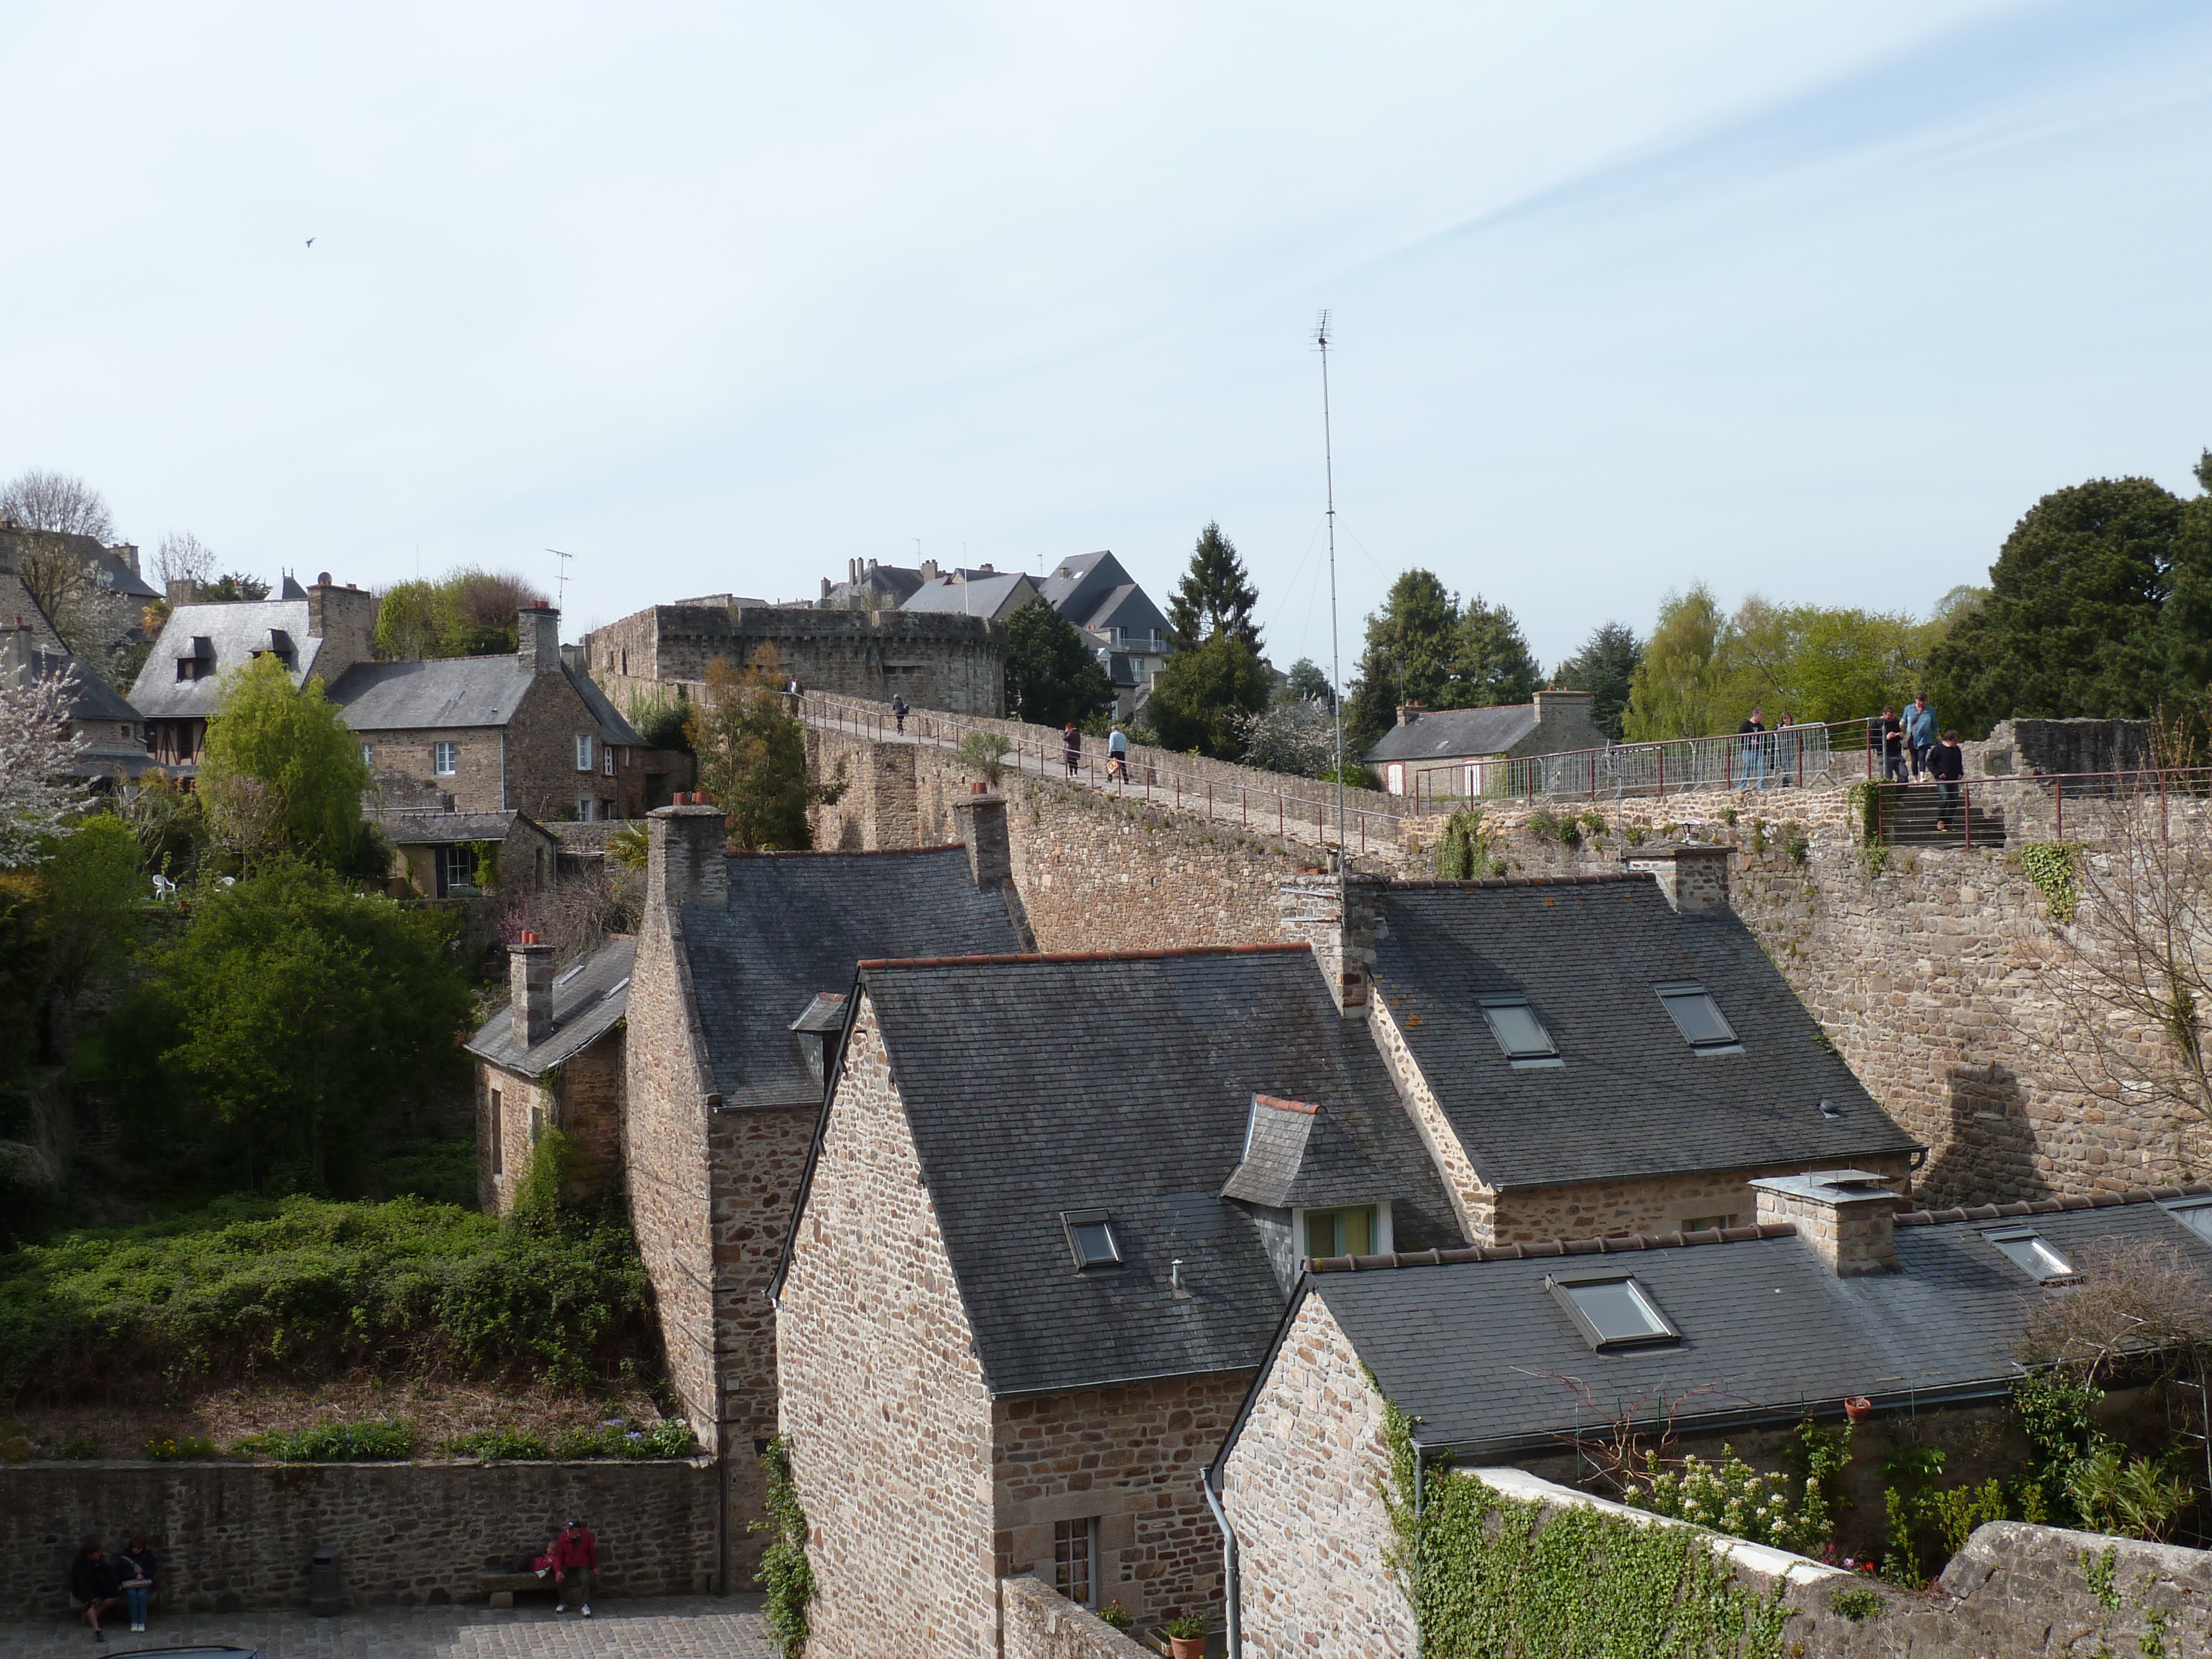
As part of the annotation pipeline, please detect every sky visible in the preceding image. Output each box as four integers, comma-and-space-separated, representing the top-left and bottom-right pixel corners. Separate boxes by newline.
3, 1, 2208, 676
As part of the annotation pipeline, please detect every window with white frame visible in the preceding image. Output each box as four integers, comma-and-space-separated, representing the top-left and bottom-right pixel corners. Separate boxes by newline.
576, 798, 597, 823
604, 748, 617, 776
433, 742, 457, 775
1053, 1518, 1098, 1609
575, 733, 594, 771
360, 743, 373, 766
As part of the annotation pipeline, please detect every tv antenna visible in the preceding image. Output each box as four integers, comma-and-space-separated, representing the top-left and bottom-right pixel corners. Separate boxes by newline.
547, 547, 575, 612
1314, 310, 1345, 895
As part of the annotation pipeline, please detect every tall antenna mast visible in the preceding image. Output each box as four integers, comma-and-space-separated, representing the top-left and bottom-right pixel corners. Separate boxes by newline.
547, 547, 575, 612
1314, 310, 1345, 899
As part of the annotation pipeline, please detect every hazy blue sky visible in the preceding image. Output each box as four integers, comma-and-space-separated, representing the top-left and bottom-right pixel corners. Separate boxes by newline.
3, 2, 2206, 674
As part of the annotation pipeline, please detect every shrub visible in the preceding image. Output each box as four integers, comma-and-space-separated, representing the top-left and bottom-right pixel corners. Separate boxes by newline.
142, 1434, 218, 1461
447, 1428, 550, 1461
1624, 1445, 1815, 1550
753, 1436, 816, 1659
1525, 807, 1581, 849
1434, 810, 1504, 880
1098, 1601, 1133, 1630
954, 730, 1013, 787
56, 1433, 102, 1460
1828, 1585, 1885, 1621
236, 1418, 415, 1462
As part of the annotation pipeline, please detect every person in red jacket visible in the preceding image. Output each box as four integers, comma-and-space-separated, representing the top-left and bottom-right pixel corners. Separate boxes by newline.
551, 1517, 597, 1617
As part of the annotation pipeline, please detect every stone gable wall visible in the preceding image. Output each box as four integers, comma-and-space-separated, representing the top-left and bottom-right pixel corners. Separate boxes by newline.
1219, 1295, 1411, 1659
473, 1032, 625, 1214
993, 1372, 1249, 1630
1, 1458, 716, 1614
776, 993, 1001, 1659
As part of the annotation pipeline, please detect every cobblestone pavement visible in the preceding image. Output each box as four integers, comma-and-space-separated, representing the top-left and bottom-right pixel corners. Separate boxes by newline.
0, 1596, 773, 1659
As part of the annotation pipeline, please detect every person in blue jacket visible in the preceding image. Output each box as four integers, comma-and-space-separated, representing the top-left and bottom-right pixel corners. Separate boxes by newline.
1903, 693, 1937, 781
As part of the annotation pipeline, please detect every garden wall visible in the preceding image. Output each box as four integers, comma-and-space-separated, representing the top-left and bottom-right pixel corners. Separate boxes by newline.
1001, 1573, 1158, 1659
0, 1457, 717, 1615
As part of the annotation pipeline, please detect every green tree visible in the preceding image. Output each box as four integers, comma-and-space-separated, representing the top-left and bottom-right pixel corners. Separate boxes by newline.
1453, 596, 1541, 708
1146, 635, 1273, 759
147, 859, 474, 1190
1553, 621, 1643, 739
1722, 598, 1931, 729
1165, 521, 1261, 648
38, 815, 143, 1020
1280, 657, 1335, 709
1344, 570, 1462, 753
200, 571, 271, 603
1004, 596, 1114, 728
1926, 476, 2187, 738
2159, 450, 2212, 699
1623, 585, 1729, 740
688, 647, 842, 850
375, 567, 549, 659
199, 654, 370, 868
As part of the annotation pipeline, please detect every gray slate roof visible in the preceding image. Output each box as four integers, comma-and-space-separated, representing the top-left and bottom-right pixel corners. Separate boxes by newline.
467, 936, 636, 1076
1364, 705, 1540, 765
901, 573, 1036, 620
374, 809, 536, 846
841, 947, 1464, 1396
1371, 877, 1918, 1190
131, 599, 333, 719
326, 658, 643, 744
0, 573, 63, 649
682, 847, 1026, 1111
1284, 1194, 2212, 1457
1221, 1095, 1388, 1211
19, 643, 140, 728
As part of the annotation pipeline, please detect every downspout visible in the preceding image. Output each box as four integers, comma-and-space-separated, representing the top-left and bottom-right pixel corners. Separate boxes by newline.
1202, 1474, 1241, 1659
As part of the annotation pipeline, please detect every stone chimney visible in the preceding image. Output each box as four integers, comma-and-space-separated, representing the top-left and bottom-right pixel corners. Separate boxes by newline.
110, 542, 141, 577
647, 799, 729, 917
953, 784, 1013, 890
509, 935, 555, 1049
166, 577, 201, 609
1750, 1170, 1899, 1276
1278, 872, 1388, 1013
304, 574, 378, 679
1395, 703, 1424, 728
1624, 843, 1731, 915
1532, 687, 1593, 723
820, 577, 832, 602
517, 606, 561, 676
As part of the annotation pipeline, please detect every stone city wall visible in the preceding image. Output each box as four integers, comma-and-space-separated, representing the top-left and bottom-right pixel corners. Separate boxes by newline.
1000, 1573, 1159, 1659
1, 1458, 716, 1614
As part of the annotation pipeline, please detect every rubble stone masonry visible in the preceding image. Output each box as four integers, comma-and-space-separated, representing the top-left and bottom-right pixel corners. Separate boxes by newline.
474, 1033, 625, 1214
776, 996, 1001, 1659
1219, 1295, 1412, 1659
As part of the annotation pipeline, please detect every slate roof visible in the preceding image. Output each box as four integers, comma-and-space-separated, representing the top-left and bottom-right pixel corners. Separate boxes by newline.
94, 552, 160, 601
326, 658, 643, 744
1264, 1190, 2212, 1458
1364, 705, 1541, 765
822, 946, 1465, 1397
467, 936, 636, 1076
132, 599, 332, 719
15, 643, 140, 728
1039, 551, 1172, 642
0, 572, 63, 649
901, 572, 1037, 620
1222, 1095, 1389, 1211
1370, 877, 1918, 1190
681, 847, 1026, 1111
373, 808, 540, 846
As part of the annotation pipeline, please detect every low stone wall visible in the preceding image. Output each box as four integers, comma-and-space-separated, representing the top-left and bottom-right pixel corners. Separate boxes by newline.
1, 1458, 718, 1614
1001, 1574, 1159, 1659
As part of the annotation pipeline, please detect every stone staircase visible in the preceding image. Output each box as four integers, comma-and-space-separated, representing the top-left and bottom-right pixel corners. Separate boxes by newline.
1876, 782, 2004, 848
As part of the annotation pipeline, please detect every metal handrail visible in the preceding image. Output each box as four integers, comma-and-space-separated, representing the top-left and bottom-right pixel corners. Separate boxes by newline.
795, 690, 1410, 857
1406, 717, 1879, 808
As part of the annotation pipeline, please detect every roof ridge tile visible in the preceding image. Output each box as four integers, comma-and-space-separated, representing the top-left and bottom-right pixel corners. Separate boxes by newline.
858, 942, 1314, 971
1893, 1181, 2212, 1228
1306, 1218, 1798, 1274
727, 843, 967, 859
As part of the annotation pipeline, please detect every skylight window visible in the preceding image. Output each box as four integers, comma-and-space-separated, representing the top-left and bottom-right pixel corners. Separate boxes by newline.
1479, 996, 1562, 1068
1061, 1211, 1123, 1272
1984, 1227, 2077, 1284
1547, 1274, 1680, 1352
2162, 1196, 2212, 1244
1656, 983, 1743, 1055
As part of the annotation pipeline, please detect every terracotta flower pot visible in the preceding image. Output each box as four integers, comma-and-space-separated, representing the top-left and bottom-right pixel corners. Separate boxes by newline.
1843, 1396, 1873, 1423
1170, 1639, 1206, 1659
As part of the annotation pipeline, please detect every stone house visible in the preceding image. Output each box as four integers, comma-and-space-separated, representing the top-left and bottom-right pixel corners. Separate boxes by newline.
1038, 550, 1173, 703
769, 942, 1460, 1656
901, 568, 1042, 624
371, 807, 560, 900
0, 619, 154, 780
1364, 687, 1609, 797
624, 794, 1036, 1587
129, 575, 379, 766
466, 935, 635, 1214
1211, 1176, 2212, 1659
327, 606, 648, 822
0, 526, 161, 661
1280, 846, 1922, 1245
578, 599, 1007, 718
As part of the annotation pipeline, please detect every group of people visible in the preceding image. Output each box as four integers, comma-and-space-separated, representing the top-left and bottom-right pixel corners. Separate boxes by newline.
1872, 693, 1969, 830
68, 1538, 156, 1641
1060, 720, 1131, 782
533, 1516, 599, 1617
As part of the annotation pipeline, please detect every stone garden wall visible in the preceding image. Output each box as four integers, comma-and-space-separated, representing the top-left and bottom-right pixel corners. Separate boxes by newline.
1, 1458, 717, 1614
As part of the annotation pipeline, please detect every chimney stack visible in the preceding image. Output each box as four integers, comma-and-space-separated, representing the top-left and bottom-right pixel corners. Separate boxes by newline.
517, 605, 561, 675
1750, 1170, 1899, 1275
509, 934, 555, 1049
1278, 873, 1388, 1014
166, 577, 201, 609
647, 800, 729, 918
1395, 703, 1423, 728
953, 786, 1013, 891
1624, 843, 1731, 915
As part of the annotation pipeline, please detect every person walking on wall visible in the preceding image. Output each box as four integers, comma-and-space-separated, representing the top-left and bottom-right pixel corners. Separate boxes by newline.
1930, 728, 1966, 832
1107, 722, 1129, 784
1775, 710, 1800, 787
70, 1540, 121, 1643
1062, 720, 1081, 778
1875, 706, 1908, 784
1904, 693, 1937, 781
551, 1516, 597, 1617
117, 1537, 157, 1634
1736, 707, 1768, 790
891, 692, 908, 735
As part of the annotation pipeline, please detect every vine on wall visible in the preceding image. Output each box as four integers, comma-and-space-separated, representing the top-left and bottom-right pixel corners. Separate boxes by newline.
1384, 1402, 1793, 1657
2019, 841, 2081, 923
754, 1435, 816, 1658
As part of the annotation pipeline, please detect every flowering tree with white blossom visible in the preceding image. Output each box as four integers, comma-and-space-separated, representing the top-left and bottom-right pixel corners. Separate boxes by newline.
0, 662, 90, 867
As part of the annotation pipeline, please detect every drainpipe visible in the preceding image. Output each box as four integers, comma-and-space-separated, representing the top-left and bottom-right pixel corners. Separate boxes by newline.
1201, 1474, 1241, 1659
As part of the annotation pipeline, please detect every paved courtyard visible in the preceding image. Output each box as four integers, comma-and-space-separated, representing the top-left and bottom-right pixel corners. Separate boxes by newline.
0, 1596, 774, 1659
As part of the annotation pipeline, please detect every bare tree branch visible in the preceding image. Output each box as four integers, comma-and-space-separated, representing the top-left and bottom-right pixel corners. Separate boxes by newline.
0, 469, 115, 541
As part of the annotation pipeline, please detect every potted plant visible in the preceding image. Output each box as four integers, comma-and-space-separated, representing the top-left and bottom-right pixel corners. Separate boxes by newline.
1161, 1611, 1208, 1658
1844, 1395, 1874, 1424
1098, 1600, 1133, 1631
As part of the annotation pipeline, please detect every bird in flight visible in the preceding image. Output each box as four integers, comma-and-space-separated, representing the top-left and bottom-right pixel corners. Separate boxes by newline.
306, 238, 315, 248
